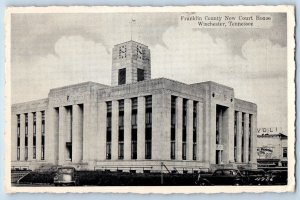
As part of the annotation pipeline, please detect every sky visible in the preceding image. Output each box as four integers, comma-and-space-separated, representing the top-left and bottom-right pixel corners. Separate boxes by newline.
10, 12, 288, 132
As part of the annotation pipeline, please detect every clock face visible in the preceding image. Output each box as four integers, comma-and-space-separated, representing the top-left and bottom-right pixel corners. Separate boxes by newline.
119, 45, 126, 59
136, 45, 144, 60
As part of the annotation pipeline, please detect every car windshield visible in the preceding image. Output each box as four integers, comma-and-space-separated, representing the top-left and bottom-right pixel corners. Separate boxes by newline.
224, 170, 237, 176
58, 168, 73, 173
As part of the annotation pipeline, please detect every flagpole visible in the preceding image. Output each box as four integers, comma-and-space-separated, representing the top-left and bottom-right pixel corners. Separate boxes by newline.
130, 19, 135, 41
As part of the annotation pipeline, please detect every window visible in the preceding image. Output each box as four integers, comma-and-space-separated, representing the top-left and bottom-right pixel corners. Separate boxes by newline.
131, 129, 137, 159
16, 114, 20, 161
25, 114, 28, 160
41, 146, 45, 160
118, 142, 124, 160
41, 135, 45, 160
33, 112, 36, 135
283, 147, 287, 158
25, 147, 28, 161
171, 128, 176, 160
33, 147, 36, 159
145, 96, 152, 126
41, 111, 45, 160
145, 128, 152, 159
118, 129, 124, 159
193, 101, 197, 160
106, 142, 111, 159
106, 102, 112, 160
131, 99, 138, 160
182, 142, 186, 160
119, 115, 124, 127
145, 96, 152, 108
131, 111, 137, 126
193, 143, 197, 160
119, 100, 124, 128
145, 96, 152, 160
17, 114, 20, 136
171, 96, 176, 159
131, 97, 138, 110
17, 147, 20, 161
241, 113, 245, 162
106, 101, 112, 113
182, 99, 187, 160
25, 114, 28, 136
41, 111, 45, 135
249, 114, 252, 161
234, 111, 238, 162
119, 100, 124, 111
118, 68, 126, 85
146, 111, 152, 125
107, 115, 112, 128
171, 139, 175, 160
137, 68, 144, 81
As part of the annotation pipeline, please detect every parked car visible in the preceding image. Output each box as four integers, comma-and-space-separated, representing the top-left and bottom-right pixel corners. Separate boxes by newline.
195, 169, 247, 186
53, 167, 78, 186
240, 169, 268, 185
266, 170, 288, 185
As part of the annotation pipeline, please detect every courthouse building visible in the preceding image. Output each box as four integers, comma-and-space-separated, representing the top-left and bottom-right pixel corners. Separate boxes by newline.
11, 40, 257, 172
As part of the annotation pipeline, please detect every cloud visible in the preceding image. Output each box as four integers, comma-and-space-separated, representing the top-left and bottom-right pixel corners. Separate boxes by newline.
11, 35, 111, 104
151, 25, 287, 131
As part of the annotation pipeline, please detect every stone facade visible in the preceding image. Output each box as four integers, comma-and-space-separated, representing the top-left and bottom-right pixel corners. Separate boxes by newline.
11, 40, 257, 173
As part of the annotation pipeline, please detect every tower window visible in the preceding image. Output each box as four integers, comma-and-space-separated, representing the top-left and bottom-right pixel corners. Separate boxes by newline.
118, 68, 126, 85
137, 68, 144, 81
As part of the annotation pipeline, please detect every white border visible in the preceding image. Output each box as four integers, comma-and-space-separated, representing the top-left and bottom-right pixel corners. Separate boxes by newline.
4, 5, 295, 193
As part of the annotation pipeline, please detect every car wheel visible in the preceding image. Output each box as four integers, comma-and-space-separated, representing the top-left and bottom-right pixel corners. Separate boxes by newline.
234, 182, 241, 186
199, 181, 207, 186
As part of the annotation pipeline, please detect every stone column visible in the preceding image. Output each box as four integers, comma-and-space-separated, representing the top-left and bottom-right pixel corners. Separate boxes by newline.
46, 107, 59, 165
209, 104, 217, 164
152, 92, 171, 160
72, 105, 83, 163
196, 102, 204, 161
223, 108, 235, 163
97, 102, 107, 161
228, 108, 235, 163
203, 101, 210, 163
236, 111, 242, 163
58, 107, 67, 165
19, 114, 25, 161
88, 100, 99, 162
175, 97, 183, 160
28, 113, 33, 161
111, 100, 119, 160
11, 114, 18, 161
250, 114, 257, 163
137, 97, 145, 160
36, 112, 42, 161
124, 99, 132, 160
187, 100, 193, 160
243, 113, 249, 163
82, 103, 90, 162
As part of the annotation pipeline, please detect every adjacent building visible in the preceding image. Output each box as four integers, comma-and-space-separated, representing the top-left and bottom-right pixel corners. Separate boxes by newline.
257, 127, 288, 170
11, 40, 258, 172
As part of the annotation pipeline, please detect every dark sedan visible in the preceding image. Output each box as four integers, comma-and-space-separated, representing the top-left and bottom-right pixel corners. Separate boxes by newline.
195, 169, 247, 186
240, 169, 269, 185
266, 170, 288, 185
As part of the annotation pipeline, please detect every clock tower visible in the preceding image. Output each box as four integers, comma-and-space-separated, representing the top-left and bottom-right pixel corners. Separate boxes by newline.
111, 40, 151, 86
